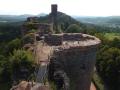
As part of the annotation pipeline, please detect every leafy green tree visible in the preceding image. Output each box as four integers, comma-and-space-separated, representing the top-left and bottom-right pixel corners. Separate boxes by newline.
0, 55, 7, 67
22, 33, 34, 44
65, 24, 83, 33
28, 29, 36, 33
9, 49, 35, 82
95, 33, 110, 45
110, 38, 120, 48
0, 23, 21, 42
96, 47, 120, 90
0, 55, 11, 82
0, 62, 12, 82
5, 38, 22, 55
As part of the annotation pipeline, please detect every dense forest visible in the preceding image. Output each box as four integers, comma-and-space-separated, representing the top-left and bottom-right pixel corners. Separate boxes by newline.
0, 22, 36, 89
0, 13, 120, 90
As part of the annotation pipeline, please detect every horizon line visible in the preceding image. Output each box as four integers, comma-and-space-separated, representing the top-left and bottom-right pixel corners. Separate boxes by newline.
0, 13, 120, 17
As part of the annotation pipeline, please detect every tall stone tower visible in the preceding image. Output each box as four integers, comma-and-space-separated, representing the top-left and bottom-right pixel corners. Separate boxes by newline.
50, 4, 58, 33
51, 4, 57, 15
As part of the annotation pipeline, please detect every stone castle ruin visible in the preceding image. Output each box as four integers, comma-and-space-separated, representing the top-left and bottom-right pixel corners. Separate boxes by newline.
48, 33, 100, 90
13, 4, 101, 90
42, 33, 100, 90
21, 4, 58, 36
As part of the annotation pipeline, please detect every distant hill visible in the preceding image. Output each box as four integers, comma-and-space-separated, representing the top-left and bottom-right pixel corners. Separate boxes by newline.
1, 12, 120, 33
0, 15, 29, 22
0, 13, 47, 23
0, 12, 85, 30
74, 16, 120, 27
106, 16, 120, 24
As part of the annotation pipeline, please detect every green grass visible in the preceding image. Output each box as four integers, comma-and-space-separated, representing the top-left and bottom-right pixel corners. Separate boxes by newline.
104, 33, 120, 40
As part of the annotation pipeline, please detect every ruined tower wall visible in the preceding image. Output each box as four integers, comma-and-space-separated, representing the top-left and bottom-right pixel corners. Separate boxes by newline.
44, 34, 63, 45
22, 23, 53, 35
37, 24, 53, 35
48, 33, 100, 90
53, 46, 98, 90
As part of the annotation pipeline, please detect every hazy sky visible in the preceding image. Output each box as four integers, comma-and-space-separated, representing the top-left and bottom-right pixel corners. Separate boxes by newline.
0, 0, 120, 16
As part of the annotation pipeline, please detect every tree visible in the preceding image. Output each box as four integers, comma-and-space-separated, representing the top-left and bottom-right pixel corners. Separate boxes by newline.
110, 38, 120, 48
95, 33, 110, 45
0, 55, 12, 82
9, 49, 35, 82
22, 33, 35, 45
65, 24, 83, 33
96, 47, 120, 89
5, 38, 22, 55
0, 55, 7, 67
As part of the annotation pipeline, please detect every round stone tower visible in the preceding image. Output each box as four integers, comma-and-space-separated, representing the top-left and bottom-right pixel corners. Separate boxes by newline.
48, 33, 101, 90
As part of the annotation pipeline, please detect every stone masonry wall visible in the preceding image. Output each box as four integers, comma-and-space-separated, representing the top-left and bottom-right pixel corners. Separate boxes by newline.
49, 44, 99, 90
44, 33, 96, 46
